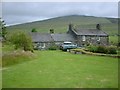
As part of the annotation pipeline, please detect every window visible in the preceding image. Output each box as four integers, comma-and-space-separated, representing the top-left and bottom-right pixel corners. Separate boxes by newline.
38, 43, 45, 49
97, 37, 100, 41
82, 36, 86, 41
41, 43, 45, 49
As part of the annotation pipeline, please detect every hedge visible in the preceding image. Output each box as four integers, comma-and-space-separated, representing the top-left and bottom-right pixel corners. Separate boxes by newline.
70, 48, 119, 58
87, 45, 117, 54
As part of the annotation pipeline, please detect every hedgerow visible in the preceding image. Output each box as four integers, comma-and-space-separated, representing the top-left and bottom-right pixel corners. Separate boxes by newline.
87, 45, 117, 54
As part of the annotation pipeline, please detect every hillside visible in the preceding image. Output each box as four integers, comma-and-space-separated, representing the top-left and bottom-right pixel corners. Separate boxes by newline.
6, 15, 118, 35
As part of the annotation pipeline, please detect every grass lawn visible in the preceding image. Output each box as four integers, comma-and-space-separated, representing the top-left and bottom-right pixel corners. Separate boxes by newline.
2, 50, 118, 88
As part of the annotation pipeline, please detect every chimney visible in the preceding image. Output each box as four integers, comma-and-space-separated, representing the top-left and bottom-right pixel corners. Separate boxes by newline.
67, 23, 74, 34
96, 24, 101, 30
69, 23, 73, 30
50, 29, 54, 34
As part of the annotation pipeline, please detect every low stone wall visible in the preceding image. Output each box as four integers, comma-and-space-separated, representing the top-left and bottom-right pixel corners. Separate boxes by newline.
70, 49, 120, 58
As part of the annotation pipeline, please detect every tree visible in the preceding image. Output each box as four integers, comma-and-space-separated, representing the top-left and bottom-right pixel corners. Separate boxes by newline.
10, 31, 33, 52
50, 29, 54, 33
0, 18, 7, 40
31, 28, 37, 32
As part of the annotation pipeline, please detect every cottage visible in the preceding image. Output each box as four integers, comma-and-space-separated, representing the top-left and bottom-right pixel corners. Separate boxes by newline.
29, 33, 53, 49
30, 24, 109, 49
67, 24, 109, 46
51, 33, 75, 45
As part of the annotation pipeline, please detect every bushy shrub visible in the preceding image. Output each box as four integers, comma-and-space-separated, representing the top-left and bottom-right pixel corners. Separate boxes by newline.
87, 45, 117, 54
48, 42, 58, 50
87, 45, 97, 53
48, 45, 58, 50
107, 46, 117, 54
9, 31, 33, 52
31, 28, 37, 32
97, 45, 108, 54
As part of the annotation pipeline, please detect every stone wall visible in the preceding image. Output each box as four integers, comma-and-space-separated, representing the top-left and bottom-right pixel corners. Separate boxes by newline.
76, 35, 109, 46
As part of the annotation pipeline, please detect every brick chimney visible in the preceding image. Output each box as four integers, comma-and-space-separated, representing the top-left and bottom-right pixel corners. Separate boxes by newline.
96, 24, 101, 30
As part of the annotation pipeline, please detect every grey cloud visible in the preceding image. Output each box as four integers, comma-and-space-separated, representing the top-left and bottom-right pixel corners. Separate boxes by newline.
2, 2, 118, 25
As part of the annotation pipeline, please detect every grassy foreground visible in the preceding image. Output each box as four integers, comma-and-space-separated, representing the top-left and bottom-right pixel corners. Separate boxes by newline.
1, 43, 34, 67
2, 50, 118, 88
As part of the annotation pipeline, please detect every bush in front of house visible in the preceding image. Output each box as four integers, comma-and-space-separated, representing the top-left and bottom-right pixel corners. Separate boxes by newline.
87, 45, 117, 54
48, 42, 58, 50
96, 45, 108, 54
107, 46, 117, 54
87, 45, 98, 53
48, 45, 58, 50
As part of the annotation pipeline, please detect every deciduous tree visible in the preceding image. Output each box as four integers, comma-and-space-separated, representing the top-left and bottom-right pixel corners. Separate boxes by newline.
31, 28, 37, 32
10, 31, 33, 52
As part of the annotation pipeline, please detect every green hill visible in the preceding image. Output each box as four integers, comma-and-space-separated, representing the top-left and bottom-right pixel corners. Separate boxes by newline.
6, 15, 117, 34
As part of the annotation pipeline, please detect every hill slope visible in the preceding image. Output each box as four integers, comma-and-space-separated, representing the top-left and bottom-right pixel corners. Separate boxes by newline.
7, 15, 118, 35
7, 15, 117, 34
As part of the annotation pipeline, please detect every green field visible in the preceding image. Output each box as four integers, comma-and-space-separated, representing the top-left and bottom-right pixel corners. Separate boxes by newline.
2, 50, 118, 88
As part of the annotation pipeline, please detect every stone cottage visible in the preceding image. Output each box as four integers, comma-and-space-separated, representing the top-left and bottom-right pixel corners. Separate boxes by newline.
67, 24, 109, 46
30, 24, 109, 49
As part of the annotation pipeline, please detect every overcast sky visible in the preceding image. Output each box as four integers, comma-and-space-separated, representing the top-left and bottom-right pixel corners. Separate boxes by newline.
2, 2, 118, 26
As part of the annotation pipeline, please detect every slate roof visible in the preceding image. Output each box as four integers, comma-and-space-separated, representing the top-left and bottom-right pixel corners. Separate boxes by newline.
73, 28, 108, 36
51, 33, 75, 42
29, 25, 108, 43
30, 33, 75, 43
29, 33, 53, 42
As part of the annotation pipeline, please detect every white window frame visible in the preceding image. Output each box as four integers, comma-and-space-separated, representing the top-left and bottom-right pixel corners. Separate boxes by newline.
97, 37, 100, 41
41, 43, 45, 49
82, 35, 86, 41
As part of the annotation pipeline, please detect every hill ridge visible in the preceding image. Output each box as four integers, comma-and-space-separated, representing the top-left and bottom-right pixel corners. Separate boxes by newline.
8, 15, 111, 27
7, 15, 117, 35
